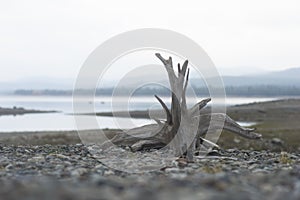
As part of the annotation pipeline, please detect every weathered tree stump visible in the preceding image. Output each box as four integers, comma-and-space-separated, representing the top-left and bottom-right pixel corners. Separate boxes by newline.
104, 53, 262, 160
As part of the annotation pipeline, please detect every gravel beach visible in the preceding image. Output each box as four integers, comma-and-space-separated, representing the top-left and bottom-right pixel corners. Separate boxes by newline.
1, 144, 299, 200
1, 99, 299, 199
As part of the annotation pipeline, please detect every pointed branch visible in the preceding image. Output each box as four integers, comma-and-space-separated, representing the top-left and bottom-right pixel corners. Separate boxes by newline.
154, 95, 172, 124
199, 137, 220, 149
153, 118, 163, 125
190, 98, 211, 116
177, 60, 189, 92
181, 60, 188, 77
155, 53, 182, 130
155, 53, 169, 66
177, 63, 181, 77
195, 113, 262, 139
155, 53, 176, 90
181, 68, 190, 112
184, 68, 190, 92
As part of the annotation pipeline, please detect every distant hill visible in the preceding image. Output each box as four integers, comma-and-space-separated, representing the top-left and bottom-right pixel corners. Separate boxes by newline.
0, 77, 74, 93
111, 66, 300, 87
189, 67, 300, 87
269, 67, 300, 77
1, 67, 300, 94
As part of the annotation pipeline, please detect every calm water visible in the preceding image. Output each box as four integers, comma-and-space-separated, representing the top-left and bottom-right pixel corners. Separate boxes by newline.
0, 95, 278, 132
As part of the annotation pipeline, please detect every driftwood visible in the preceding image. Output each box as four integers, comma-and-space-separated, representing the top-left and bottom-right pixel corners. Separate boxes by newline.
104, 53, 262, 160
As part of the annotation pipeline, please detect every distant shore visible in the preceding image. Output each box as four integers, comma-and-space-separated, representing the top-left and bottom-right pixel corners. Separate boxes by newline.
0, 106, 57, 116
94, 98, 300, 122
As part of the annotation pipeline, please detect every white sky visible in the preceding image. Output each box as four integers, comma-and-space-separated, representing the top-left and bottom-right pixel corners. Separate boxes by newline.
0, 0, 300, 81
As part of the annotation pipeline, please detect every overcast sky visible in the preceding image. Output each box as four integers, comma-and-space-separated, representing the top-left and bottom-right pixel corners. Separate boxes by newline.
0, 0, 300, 82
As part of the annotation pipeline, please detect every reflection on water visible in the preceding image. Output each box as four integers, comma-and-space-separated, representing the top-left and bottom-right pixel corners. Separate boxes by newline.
0, 95, 277, 132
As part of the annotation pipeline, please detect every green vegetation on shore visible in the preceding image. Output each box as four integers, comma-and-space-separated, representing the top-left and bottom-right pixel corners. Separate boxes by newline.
94, 99, 300, 151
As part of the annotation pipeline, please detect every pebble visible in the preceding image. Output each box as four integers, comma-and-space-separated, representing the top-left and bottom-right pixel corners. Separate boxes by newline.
71, 168, 88, 177
28, 156, 45, 163
0, 144, 299, 200
5, 164, 13, 170
271, 138, 284, 145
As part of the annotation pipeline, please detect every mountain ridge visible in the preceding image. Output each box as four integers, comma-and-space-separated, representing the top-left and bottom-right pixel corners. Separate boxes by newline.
1, 67, 300, 92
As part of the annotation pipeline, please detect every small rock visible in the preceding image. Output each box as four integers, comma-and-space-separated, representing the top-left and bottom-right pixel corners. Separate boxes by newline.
28, 156, 45, 163
233, 137, 241, 143
207, 150, 221, 156
15, 162, 26, 168
164, 167, 180, 173
252, 169, 268, 173
248, 164, 258, 170
175, 158, 188, 168
271, 138, 284, 145
71, 168, 88, 177
104, 170, 115, 176
54, 154, 70, 160
5, 164, 13, 170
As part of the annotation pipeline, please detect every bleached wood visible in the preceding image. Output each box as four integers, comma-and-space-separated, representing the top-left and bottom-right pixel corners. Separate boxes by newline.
103, 53, 262, 160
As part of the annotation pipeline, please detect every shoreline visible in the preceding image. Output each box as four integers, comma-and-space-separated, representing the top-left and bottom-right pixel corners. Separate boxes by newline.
0, 98, 299, 151
92, 98, 300, 119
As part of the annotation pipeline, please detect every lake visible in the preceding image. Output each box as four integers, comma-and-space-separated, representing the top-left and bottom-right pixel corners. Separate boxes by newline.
0, 95, 279, 132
